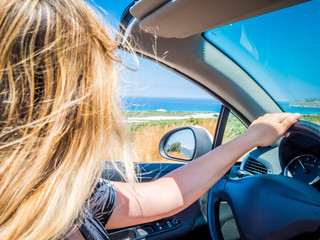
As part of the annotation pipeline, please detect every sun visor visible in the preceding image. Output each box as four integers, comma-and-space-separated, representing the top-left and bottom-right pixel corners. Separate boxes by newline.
130, 0, 170, 20
130, 0, 309, 38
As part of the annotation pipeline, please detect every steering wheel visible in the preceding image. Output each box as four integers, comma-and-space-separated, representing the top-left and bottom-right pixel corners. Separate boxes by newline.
207, 121, 320, 240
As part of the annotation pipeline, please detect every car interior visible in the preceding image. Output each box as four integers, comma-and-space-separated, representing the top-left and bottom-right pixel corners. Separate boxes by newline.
102, 0, 320, 239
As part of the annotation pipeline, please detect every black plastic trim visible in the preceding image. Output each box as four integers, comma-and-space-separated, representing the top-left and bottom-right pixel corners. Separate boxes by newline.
158, 126, 213, 162
213, 106, 230, 149
119, 0, 137, 33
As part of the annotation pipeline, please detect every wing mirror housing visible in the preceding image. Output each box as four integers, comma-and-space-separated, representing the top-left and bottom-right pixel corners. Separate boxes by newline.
159, 126, 213, 162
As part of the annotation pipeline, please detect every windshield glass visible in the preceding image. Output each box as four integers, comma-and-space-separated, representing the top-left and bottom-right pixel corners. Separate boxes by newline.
204, 0, 320, 114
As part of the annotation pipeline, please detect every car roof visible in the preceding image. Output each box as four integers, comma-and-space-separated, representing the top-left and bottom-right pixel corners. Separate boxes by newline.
130, 0, 308, 39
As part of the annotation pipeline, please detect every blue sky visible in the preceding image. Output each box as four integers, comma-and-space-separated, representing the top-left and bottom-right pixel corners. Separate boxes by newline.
89, 0, 213, 99
88, 0, 320, 103
87, 0, 131, 24
205, 0, 320, 102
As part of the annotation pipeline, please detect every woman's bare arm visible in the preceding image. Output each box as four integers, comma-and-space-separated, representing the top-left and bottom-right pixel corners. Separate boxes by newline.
106, 113, 300, 229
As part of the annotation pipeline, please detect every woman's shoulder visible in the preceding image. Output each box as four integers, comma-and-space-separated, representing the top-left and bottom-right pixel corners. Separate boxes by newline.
70, 179, 116, 240
89, 178, 116, 227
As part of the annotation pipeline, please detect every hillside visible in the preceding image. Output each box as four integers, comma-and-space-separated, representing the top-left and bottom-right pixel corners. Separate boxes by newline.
290, 98, 320, 108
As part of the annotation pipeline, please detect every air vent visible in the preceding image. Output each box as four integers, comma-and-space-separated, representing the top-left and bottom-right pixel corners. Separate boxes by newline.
243, 157, 268, 175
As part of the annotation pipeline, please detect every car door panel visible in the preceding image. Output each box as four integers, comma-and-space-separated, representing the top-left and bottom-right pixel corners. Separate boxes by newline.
103, 162, 210, 239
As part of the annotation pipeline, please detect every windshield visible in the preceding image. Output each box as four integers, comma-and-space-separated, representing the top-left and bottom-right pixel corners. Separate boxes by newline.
204, 0, 320, 114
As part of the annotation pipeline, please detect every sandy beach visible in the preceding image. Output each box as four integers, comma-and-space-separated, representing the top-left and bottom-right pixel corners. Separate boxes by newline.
127, 113, 218, 123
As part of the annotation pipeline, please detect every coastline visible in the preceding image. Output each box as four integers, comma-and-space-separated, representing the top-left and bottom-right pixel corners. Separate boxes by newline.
289, 104, 320, 108
127, 113, 218, 123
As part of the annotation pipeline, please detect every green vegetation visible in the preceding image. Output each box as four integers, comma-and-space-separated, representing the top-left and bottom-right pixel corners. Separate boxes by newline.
300, 114, 320, 124
130, 117, 214, 134
127, 111, 218, 133
130, 119, 188, 133
127, 111, 218, 118
129, 112, 320, 138
222, 114, 320, 143
128, 111, 320, 163
167, 142, 182, 153
186, 117, 203, 125
223, 114, 247, 143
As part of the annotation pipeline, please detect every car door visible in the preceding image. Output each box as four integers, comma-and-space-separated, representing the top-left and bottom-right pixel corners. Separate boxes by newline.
100, 47, 252, 238
100, 52, 225, 239
101, 0, 319, 239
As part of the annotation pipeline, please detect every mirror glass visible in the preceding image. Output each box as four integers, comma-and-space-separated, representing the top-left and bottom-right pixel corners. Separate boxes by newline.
165, 129, 195, 160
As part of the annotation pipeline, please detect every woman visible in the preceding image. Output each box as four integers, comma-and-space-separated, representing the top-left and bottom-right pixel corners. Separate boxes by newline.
0, 0, 299, 239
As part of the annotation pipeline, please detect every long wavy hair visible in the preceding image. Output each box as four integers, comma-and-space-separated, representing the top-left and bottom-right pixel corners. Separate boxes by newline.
0, 0, 136, 239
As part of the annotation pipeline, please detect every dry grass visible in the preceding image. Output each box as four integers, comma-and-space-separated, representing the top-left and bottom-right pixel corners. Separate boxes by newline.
131, 119, 217, 163
129, 114, 320, 164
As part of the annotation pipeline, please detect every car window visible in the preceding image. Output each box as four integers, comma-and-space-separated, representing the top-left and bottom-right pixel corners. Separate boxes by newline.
222, 112, 248, 161
204, 0, 320, 118
120, 54, 221, 163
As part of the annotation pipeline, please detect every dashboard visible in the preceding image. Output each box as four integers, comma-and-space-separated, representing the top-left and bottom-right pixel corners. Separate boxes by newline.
105, 121, 320, 240
239, 121, 320, 190
209, 120, 320, 240
284, 154, 320, 185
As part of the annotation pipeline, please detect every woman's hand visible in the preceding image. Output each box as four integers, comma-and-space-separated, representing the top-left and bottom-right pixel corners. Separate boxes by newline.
245, 113, 300, 147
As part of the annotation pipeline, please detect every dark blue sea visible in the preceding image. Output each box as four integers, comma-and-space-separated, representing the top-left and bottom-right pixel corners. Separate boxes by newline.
122, 97, 320, 114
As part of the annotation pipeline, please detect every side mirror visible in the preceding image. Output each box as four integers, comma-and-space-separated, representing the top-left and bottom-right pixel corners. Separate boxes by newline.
159, 126, 213, 162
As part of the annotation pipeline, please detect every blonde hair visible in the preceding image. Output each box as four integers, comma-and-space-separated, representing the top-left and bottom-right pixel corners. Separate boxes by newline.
0, 0, 136, 239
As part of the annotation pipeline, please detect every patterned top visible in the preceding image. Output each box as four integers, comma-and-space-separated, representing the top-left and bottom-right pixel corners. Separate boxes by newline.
78, 179, 116, 240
